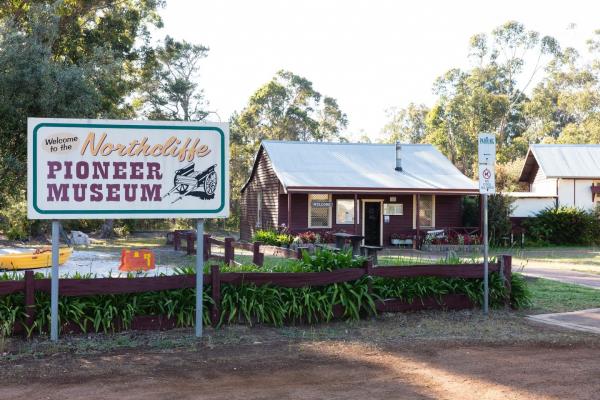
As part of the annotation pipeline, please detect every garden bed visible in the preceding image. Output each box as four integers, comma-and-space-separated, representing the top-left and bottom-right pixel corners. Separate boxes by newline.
0, 250, 526, 337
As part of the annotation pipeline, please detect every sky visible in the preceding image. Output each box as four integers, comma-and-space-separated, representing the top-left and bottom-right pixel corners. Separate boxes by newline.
159, 0, 600, 140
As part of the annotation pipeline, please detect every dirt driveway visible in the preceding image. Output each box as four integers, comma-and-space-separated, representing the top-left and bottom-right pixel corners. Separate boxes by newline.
1, 340, 599, 400
2, 308, 600, 400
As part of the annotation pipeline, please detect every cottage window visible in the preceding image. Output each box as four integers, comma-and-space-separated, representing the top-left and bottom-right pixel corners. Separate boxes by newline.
413, 195, 435, 228
383, 203, 403, 215
308, 194, 331, 228
256, 192, 262, 227
336, 199, 356, 224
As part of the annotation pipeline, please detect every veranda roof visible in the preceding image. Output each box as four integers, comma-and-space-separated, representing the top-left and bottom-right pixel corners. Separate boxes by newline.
243, 141, 478, 193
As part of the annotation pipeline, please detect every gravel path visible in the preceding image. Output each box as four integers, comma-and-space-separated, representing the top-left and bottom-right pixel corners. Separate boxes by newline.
521, 266, 600, 289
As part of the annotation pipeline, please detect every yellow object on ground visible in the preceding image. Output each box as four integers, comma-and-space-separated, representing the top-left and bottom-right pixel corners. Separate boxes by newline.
0, 247, 73, 270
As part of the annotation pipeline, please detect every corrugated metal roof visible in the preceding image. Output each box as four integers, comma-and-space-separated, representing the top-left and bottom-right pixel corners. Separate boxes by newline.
259, 141, 477, 192
529, 144, 600, 178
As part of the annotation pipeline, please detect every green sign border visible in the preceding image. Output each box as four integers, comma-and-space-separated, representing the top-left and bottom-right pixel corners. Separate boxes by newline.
32, 122, 226, 215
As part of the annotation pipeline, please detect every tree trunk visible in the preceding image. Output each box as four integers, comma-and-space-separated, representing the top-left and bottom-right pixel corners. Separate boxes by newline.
100, 219, 115, 239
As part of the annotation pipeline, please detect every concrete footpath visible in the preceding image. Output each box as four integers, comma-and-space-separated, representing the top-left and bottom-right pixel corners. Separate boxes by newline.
521, 266, 600, 289
528, 308, 600, 334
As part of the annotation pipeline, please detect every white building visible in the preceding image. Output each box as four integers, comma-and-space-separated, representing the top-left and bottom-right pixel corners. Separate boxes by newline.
509, 144, 600, 217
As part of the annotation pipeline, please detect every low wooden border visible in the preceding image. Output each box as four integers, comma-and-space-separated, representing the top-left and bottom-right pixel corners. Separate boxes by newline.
1, 256, 512, 335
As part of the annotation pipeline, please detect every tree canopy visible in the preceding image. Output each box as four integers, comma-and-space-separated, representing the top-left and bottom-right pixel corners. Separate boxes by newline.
382, 21, 599, 190
228, 70, 348, 222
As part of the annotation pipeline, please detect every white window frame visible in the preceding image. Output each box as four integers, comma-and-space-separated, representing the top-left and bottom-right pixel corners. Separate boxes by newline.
383, 203, 404, 216
412, 194, 436, 229
308, 194, 332, 229
256, 192, 262, 228
336, 198, 358, 225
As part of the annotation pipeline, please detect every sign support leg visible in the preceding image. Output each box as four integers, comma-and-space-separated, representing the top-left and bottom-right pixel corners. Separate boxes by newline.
50, 220, 60, 341
483, 194, 489, 315
195, 219, 204, 338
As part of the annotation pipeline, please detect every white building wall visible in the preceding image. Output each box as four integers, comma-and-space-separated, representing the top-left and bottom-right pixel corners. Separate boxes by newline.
557, 179, 596, 210
531, 168, 557, 194
511, 197, 556, 217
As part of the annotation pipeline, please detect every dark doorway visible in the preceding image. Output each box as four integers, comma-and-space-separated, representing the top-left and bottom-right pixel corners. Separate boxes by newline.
364, 202, 381, 246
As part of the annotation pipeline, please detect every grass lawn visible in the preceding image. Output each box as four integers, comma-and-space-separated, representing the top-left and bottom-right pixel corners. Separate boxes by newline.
526, 277, 600, 314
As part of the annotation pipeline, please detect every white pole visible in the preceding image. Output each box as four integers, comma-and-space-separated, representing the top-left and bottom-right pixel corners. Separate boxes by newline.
195, 219, 204, 338
483, 194, 489, 315
50, 220, 60, 341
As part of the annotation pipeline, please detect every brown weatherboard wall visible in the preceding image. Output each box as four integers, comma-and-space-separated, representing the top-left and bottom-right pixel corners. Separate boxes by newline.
278, 193, 462, 245
435, 195, 463, 228
240, 149, 280, 241
240, 147, 465, 243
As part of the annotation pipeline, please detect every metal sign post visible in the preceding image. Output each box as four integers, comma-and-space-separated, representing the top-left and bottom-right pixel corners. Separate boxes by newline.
195, 219, 204, 338
482, 195, 489, 314
50, 220, 60, 341
478, 133, 496, 316
28, 118, 229, 341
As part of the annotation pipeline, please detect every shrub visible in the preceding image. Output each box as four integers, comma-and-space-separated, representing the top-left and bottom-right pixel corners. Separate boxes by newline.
300, 248, 364, 271
320, 229, 348, 243
524, 206, 600, 245
0, 196, 32, 240
295, 231, 320, 244
488, 194, 515, 245
461, 196, 480, 227
253, 229, 293, 247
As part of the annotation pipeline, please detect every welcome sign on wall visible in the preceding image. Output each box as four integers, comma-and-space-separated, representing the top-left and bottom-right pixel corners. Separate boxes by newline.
27, 118, 229, 219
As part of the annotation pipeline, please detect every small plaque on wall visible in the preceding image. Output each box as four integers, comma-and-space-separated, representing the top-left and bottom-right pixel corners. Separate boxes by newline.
311, 201, 333, 208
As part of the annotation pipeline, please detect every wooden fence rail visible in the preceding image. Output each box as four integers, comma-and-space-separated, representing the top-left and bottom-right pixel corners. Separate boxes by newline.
1, 255, 512, 334
174, 232, 301, 267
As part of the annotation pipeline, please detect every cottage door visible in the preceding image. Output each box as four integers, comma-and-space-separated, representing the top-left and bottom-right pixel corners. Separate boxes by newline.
364, 202, 381, 246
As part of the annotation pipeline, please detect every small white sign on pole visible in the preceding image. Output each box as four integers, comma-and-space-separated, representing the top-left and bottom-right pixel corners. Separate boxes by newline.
478, 133, 496, 195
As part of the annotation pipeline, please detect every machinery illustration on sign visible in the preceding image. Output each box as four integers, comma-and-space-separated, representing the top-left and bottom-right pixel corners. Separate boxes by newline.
163, 163, 218, 203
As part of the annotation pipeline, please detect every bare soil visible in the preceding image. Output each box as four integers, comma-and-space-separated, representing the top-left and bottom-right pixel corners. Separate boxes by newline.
1, 311, 600, 399
1, 341, 599, 400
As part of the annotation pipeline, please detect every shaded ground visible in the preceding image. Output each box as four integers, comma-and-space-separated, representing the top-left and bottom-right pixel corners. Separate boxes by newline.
2, 309, 600, 399
1, 336, 600, 399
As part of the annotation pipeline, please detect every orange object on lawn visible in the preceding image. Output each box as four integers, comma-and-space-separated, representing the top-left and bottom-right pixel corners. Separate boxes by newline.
119, 249, 156, 272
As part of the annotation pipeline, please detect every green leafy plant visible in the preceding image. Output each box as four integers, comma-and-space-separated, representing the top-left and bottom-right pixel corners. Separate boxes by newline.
0, 196, 32, 240
0, 250, 530, 337
524, 206, 600, 245
253, 230, 294, 247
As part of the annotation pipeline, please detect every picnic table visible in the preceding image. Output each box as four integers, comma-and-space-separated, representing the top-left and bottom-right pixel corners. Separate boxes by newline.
334, 233, 364, 256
